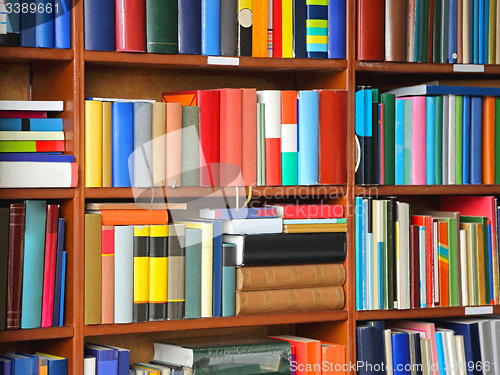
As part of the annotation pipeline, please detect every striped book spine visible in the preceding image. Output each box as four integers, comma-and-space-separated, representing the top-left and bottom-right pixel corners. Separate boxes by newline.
438, 221, 450, 307
149, 225, 168, 321
306, 0, 328, 58
133, 226, 150, 323
167, 224, 186, 320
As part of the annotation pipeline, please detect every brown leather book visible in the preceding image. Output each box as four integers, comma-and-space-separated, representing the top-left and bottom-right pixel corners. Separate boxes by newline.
6, 203, 26, 330
235, 286, 345, 315
0, 208, 9, 331
236, 263, 346, 291
428, 0, 435, 62
357, 0, 385, 61
385, 0, 408, 61
85, 214, 102, 325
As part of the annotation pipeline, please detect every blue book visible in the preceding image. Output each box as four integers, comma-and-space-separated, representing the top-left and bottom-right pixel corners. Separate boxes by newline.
367, 321, 385, 373
54, 0, 71, 49
221, 243, 236, 317
293, 0, 307, 58
297, 90, 319, 185
469, 0, 474, 63
448, 0, 458, 62
0, 357, 12, 375
462, 96, 471, 184
413, 333, 423, 375
392, 332, 410, 375
361, 198, 367, 310
355, 197, 363, 310
21, 0, 35, 47
0, 118, 63, 132
485, 0, 490, 62
52, 218, 65, 327
387, 84, 500, 97
470, 97, 482, 184
100, 346, 129, 375
395, 98, 405, 185
306, 1, 328, 58
356, 326, 377, 375
474, 0, 479, 63
21, 200, 47, 329
84, 345, 119, 375
178, 0, 201, 55
0, 154, 74, 162
84, 0, 115, 51
426, 97, 436, 184
436, 332, 447, 375
328, 0, 346, 58
0, 353, 35, 375
112, 102, 134, 187
38, 354, 67, 375
59, 251, 66, 326
201, 0, 220, 55
479, 0, 485, 63
35, 0, 54, 48
487, 224, 493, 303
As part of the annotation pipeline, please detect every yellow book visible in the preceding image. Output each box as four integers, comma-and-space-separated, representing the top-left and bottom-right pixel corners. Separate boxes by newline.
490, 0, 497, 64
134, 226, 150, 322
253, 0, 268, 57
85, 100, 103, 187
149, 225, 168, 321
131, 365, 160, 374
282, 0, 293, 58
102, 101, 112, 187
282, 224, 347, 233
180, 221, 213, 318
152, 102, 166, 187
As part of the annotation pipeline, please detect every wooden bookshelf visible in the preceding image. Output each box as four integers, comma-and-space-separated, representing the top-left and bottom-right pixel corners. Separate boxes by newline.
355, 184, 500, 196
0, 46, 74, 63
356, 61, 500, 74
356, 306, 500, 321
0, 188, 76, 200
0, 326, 74, 343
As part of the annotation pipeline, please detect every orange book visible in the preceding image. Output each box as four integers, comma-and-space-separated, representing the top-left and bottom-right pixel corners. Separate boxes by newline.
165, 102, 183, 187
269, 335, 321, 375
483, 96, 495, 184
220, 89, 243, 186
252, 0, 268, 57
321, 342, 346, 375
242, 89, 257, 186
101, 226, 114, 324
99, 210, 169, 226
438, 221, 450, 307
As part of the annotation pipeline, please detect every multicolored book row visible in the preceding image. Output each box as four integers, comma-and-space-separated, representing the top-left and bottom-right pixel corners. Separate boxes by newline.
0, 351, 67, 375
85, 89, 347, 188
356, 84, 500, 186
84, 0, 346, 59
355, 195, 500, 311
358, 0, 500, 64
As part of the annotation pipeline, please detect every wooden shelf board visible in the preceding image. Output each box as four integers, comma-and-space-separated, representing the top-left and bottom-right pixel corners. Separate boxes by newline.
0, 326, 74, 343
84, 310, 348, 337
0, 47, 74, 63
357, 306, 500, 321
252, 185, 347, 198
356, 61, 500, 74
0, 189, 75, 200
84, 51, 347, 72
355, 184, 500, 196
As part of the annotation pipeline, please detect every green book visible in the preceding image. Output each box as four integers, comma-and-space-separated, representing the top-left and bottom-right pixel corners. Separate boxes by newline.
435, 96, 443, 184
181, 106, 200, 186
372, 89, 379, 102
455, 95, 463, 185
281, 152, 298, 185
221, 243, 236, 317
184, 228, 202, 319
440, 0, 448, 63
386, 198, 396, 309
146, 0, 178, 53
403, 100, 412, 185
380, 94, 396, 185
495, 98, 500, 183
433, 0, 442, 62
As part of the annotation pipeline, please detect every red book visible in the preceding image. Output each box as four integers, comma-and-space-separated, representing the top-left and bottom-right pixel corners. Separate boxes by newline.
101, 226, 115, 325
0, 111, 47, 118
275, 204, 344, 219
357, 0, 384, 61
6, 203, 26, 330
438, 221, 450, 307
41, 205, 59, 328
318, 90, 347, 185
220, 89, 243, 187
273, 0, 282, 57
412, 215, 433, 308
116, 0, 146, 52
242, 89, 257, 186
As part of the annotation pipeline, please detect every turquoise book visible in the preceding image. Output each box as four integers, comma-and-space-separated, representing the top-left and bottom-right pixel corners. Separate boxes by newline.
426, 96, 436, 185
221, 243, 236, 317
21, 200, 47, 329
403, 100, 413, 185
355, 197, 363, 310
395, 99, 405, 185
185, 228, 202, 319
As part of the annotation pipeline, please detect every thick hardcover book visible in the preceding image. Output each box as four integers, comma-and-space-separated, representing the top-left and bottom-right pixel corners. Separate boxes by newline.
116, 0, 146, 52
385, 0, 408, 61
306, 0, 328, 58
220, 89, 243, 186
357, 0, 384, 60
101, 226, 115, 325
253, 0, 268, 57
380, 94, 396, 184
470, 97, 482, 184
328, 0, 347, 58
238, 0, 253, 56
146, 0, 178, 53
356, 326, 377, 375
52, 218, 65, 327
85, 214, 102, 325
0, 118, 62, 131
0, 162, 77, 188
133, 102, 153, 188
257, 90, 281, 185
41, 205, 59, 328
179, 0, 201, 55
102, 102, 112, 187
149, 225, 168, 321
85, 100, 103, 187
114, 226, 134, 324
0, 208, 8, 331
165, 102, 183, 187
298, 90, 319, 185
84, 345, 119, 375
21, 0, 35, 47
21, 200, 47, 329
221, 0, 238, 56
0, 140, 64, 152
181, 106, 200, 186
242, 88, 257, 186
167, 224, 186, 320
292, 0, 306, 58
133, 226, 149, 323
392, 332, 411, 375
222, 243, 236, 317
282, 0, 293, 58
355, 89, 366, 184
222, 232, 347, 266
200, 207, 277, 220
201, 0, 220, 55
184, 228, 202, 319
152, 102, 166, 186
54, 0, 71, 48
482, 96, 495, 184
280, 90, 298, 185
35, 0, 54, 48
84, 0, 115, 51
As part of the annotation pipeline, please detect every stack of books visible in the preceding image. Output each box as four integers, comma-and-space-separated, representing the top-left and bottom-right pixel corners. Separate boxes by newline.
0, 0, 71, 48
355, 84, 500, 186
357, 318, 500, 375
0, 350, 68, 374
84, 89, 347, 188
355, 195, 500, 311
358, 0, 500, 64
84, 204, 347, 324
0, 201, 67, 331
0, 100, 77, 188
84, 0, 346, 59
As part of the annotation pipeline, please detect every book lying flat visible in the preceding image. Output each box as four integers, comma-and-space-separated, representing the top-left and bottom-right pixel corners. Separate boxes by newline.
0, 100, 64, 111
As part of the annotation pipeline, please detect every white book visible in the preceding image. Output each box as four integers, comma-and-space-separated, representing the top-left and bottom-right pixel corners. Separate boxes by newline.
257, 90, 281, 142
0, 100, 64, 111
0, 162, 77, 188
455, 335, 467, 375
433, 220, 440, 306
448, 95, 456, 185
397, 202, 410, 310
420, 226, 427, 307
0, 131, 65, 141
441, 329, 458, 375
442, 95, 449, 185
372, 200, 380, 310
421, 339, 432, 375
489, 319, 500, 375
475, 319, 495, 375
114, 226, 134, 324
384, 329, 394, 375
460, 229, 469, 306
221, 218, 282, 235
0, 1, 7, 34
84, 356, 96, 375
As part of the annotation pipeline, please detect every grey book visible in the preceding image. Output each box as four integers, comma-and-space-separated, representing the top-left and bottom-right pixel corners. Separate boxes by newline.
184, 228, 202, 319
220, 0, 238, 56
168, 224, 186, 320
181, 106, 200, 186
114, 226, 134, 324
134, 102, 154, 188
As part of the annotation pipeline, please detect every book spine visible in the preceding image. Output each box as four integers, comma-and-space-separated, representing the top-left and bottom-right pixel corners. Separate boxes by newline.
455, 95, 463, 185
181, 106, 200, 187
306, 0, 328, 58
403, 99, 413, 185
222, 243, 236, 317
298, 90, 319, 185
85, 100, 103, 187
167, 224, 186, 320
238, 0, 253, 56
328, 0, 347, 58
85, 214, 101, 325
395, 99, 404, 185
273, 0, 282, 56
133, 226, 149, 323
482, 96, 495, 184
470, 96, 482, 184
220, 0, 238, 56
198, 90, 221, 186
165, 102, 183, 187
52, 218, 64, 327
178, 0, 201, 55
242, 89, 257, 186
84, 0, 115, 51
426, 97, 436, 185
184, 228, 202, 319
357, 0, 384, 61
281, 91, 298, 185
114, 226, 134, 324
381, 94, 396, 185
293, 0, 306, 58
253, 0, 268, 57
385, 0, 408, 61
152, 102, 166, 187
268, 0, 273, 56
101, 226, 115, 325
412, 97, 427, 185
41, 205, 59, 328
495, 98, 500, 183
54, 0, 70, 48
21, 0, 35, 46
1, 0, 20, 47
35, 0, 54, 48
115, 0, 146, 52
102, 102, 112, 187
149, 225, 168, 321
0, 209, 8, 331
201, 0, 221, 55
133, 102, 153, 188
0, 162, 78, 188
146, 0, 178, 53
282, 0, 293, 57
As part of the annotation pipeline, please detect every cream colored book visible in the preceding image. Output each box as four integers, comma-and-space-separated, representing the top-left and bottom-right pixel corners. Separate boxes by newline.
152, 102, 166, 187
102, 101, 112, 187
455, 335, 467, 375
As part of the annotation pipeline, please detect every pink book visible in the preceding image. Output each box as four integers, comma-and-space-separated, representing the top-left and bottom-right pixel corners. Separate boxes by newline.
101, 226, 115, 324
0, 111, 47, 118
41, 205, 59, 327
379, 103, 385, 185
412, 97, 427, 185
440, 196, 499, 304
387, 321, 439, 375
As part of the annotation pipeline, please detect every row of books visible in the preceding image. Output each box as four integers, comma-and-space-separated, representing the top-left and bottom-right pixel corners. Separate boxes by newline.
0, 0, 71, 48
358, 0, 500, 64
84, 204, 347, 325
0, 100, 77, 188
84, 0, 346, 59
85, 89, 347, 188
357, 318, 500, 375
355, 195, 500, 311
85, 335, 346, 375
0, 201, 67, 331
0, 351, 67, 375
355, 84, 500, 186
